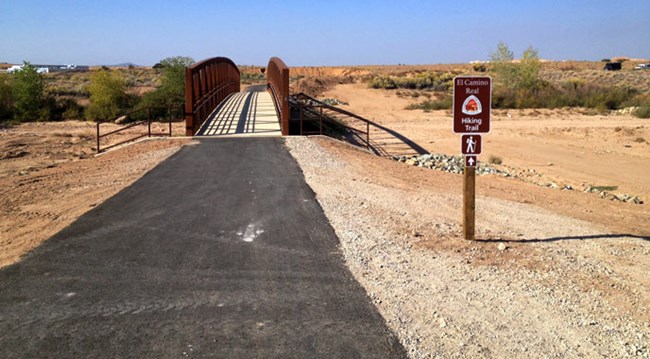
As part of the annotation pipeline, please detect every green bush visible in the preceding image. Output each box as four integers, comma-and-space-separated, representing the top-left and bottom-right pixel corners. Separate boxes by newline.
490, 42, 542, 91
86, 69, 129, 120
12, 62, 45, 121
142, 56, 194, 107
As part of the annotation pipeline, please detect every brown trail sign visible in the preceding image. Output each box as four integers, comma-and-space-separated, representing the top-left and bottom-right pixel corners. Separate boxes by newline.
453, 76, 491, 240
453, 77, 491, 134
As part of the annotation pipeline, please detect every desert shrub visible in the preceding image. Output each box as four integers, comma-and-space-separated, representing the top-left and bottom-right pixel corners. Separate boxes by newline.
44, 97, 84, 121
406, 94, 452, 111
488, 155, 503, 165
490, 42, 542, 91
369, 75, 397, 89
86, 69, 129, 120
141, 56, 194, 107
492, 76, 638, 110
472, 63, 487, 72
0, 73, 13, 121
370, 72, 453, 91
635, 105, 650, 118
12, 62, 46, 121
241, 71, 265, 84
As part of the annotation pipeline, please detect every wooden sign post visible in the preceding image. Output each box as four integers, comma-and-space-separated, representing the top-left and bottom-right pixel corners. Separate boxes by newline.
453, 77, 491, 240
464, 166, 476, 240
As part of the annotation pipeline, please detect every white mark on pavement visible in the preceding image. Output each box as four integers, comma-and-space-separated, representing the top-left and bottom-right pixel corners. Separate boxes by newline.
240, 223, 264, 243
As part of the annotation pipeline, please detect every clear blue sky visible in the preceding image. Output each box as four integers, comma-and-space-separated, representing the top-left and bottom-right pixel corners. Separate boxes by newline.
1, 0, 648, 66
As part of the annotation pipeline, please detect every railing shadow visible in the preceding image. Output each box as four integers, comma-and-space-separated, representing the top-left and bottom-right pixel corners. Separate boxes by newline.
290, 93, 429, 157
479, 233, 649, 243
367, 122, 429, 157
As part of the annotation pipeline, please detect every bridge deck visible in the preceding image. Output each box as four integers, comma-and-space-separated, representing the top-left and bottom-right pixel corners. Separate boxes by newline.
197, 85, 282, 137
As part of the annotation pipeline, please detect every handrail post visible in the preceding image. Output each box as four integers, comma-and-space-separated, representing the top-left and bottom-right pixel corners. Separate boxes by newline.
185, 67, 194, 136
147, 108, 151, 137
319, 106, 323, 135
168, 104, 173, 136
299, 104, 303, 135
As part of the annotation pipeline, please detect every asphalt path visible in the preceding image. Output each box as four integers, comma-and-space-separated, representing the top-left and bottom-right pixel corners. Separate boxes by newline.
0, 138, 406, 358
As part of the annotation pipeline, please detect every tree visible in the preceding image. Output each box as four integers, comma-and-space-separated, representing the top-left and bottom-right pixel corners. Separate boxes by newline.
490, 41, 518, 89
87, 69, 128, 120
490, 42, 541, 91
143, 56, 194, 106
519, 46, 542, 90
12, 62, 45, 121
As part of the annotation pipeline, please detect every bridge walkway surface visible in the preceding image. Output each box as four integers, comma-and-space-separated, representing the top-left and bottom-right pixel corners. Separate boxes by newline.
0, 138, 406, 358
196, 85, 282, 137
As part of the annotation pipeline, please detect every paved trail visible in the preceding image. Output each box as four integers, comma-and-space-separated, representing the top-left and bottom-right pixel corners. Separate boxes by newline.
0, 138, 405, 358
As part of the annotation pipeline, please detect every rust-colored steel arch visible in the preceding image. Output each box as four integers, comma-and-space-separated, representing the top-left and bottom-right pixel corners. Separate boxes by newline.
267, 57, 290, 135
185, 57, 240, 136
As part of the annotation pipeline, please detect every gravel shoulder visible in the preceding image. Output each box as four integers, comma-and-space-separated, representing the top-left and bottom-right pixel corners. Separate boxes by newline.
1, 119, 648, 358
285, 136, 649, 358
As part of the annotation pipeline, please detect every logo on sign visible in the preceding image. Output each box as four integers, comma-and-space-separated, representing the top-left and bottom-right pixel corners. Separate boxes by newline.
461, 95, 482, 115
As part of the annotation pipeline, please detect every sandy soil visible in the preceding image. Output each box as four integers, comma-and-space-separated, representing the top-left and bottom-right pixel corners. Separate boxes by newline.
0, 121, 188, 267
1, 73, 649, 358
286, 136, 649, 358
322, 83, 650, 201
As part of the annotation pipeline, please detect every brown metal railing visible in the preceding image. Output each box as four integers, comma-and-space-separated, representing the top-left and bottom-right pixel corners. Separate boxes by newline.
291, 93, 429, 157
292, 93, 370, 149
96, 104, 183, 153
185, 57, 240, 136
267, 57, 290, 135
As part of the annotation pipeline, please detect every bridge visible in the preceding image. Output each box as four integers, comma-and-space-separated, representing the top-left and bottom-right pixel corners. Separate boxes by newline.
183, 56, 427, 156
96, 56, 426, 156
185, 57, 290, 137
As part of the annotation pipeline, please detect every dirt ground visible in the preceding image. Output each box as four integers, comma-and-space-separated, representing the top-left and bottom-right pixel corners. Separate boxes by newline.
0, 121, 188, 267
322, 83, 650, 202
1, 72, 649, 357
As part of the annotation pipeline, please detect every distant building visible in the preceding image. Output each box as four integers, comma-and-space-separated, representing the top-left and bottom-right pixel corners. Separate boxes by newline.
4, 64, 89, 74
